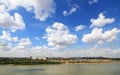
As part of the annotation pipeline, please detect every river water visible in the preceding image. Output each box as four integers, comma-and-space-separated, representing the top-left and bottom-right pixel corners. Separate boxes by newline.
0, 63, 120, 75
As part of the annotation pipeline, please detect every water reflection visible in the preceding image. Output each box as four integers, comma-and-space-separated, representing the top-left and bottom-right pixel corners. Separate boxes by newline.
0, 63, 120, 75
14, 68, 45, 72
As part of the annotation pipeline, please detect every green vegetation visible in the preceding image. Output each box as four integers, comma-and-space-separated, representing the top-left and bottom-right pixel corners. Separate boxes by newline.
0, 57, 61, 65
0, 57, 120, 65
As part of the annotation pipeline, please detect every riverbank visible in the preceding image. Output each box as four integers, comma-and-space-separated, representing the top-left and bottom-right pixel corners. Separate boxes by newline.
0, 57, 120, 65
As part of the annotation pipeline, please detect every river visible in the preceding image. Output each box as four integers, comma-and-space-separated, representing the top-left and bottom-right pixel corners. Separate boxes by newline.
0, 63, 120, 75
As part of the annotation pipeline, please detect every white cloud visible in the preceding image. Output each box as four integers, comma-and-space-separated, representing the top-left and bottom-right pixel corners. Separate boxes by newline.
75, 25, 85, 31
82, 28, 120, 43
0, 45, 120, 57
11, 38, 32, 53
0, 31, 18, 42
0, 0, 55, 21
76, 47, 120, 58
0, 40, 11, 51
0, 31, 119, 57
89, 0, 98, 5
0, 31, 32, 53
0, 31, 119, 58
59, 47, 120, 58
90, 13, 115, 28
0, 11, 25, 32
0, 30, 18, 51
18, 38, 32, 47
0, 4, 6, 12
63, 5, 78, 16
43, 22, 78, 49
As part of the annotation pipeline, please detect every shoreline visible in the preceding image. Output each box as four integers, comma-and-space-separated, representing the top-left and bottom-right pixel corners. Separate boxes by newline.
0, 57, 120, 65
0, 60, 120, 65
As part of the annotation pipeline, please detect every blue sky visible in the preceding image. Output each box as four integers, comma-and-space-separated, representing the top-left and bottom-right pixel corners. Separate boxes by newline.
0, 0, 120, 57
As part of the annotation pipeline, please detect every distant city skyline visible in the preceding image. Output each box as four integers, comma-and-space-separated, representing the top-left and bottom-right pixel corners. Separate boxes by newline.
0, 0, 120, 57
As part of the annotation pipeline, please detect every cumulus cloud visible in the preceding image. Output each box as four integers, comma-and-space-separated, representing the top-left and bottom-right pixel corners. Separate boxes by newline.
78, 47, 120, 58
0, 4, 6, 12
0, 30, 32, 52
0, 31, 119, 58
0, 40, 11, 51
0, 4, 25, 32
82, 28, 120, 43
0, 45, 120, 57
0, 0, 55, 21
0, 31, 18, 42
55, 47, 120, 58
75, 25, 85, 31
0, 12, 25, 32
11, 38, 32, 53
89, 0, 98, 5
90, 13, 115, 28
43, 22, 78, 49
18, 38, 32, 47
0, 0, 55, 31
0, 30, 18, 51
63, 5, 78, 16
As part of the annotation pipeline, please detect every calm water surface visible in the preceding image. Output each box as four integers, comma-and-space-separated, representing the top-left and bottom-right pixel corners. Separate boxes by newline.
0, 63, 120, 75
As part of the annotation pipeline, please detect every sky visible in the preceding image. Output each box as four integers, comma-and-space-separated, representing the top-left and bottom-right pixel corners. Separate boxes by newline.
0, 0, 120, 57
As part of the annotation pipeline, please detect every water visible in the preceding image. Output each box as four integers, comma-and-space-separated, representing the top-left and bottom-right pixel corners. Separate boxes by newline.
0, 63, 120, 75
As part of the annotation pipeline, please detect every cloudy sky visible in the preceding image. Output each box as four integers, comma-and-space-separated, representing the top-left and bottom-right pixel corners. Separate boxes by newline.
0, 0, 120, 57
